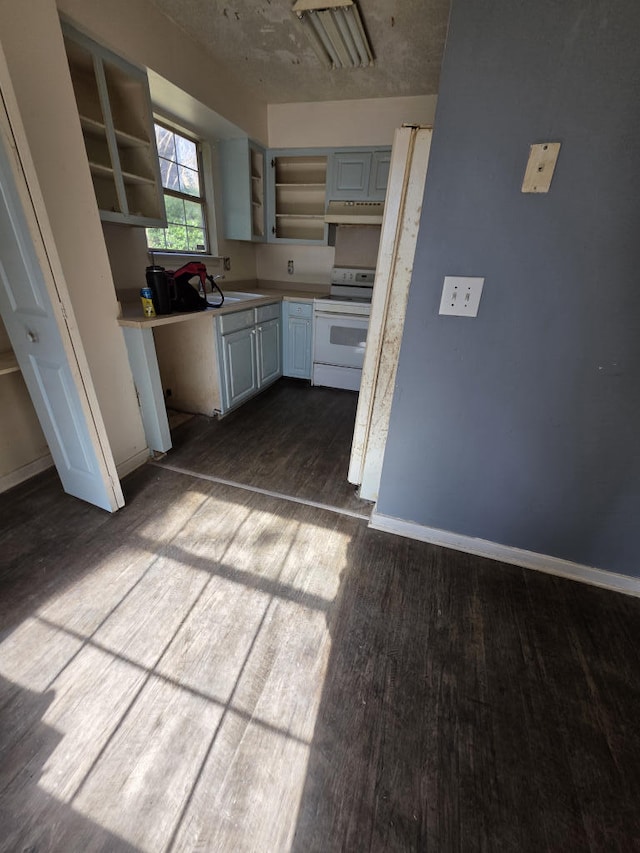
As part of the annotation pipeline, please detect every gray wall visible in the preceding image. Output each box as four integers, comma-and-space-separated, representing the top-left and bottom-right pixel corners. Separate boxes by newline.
377, 0, 640, 577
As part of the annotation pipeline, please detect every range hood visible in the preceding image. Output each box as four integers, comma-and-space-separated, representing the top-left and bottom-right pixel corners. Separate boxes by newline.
325, 200, 385, 224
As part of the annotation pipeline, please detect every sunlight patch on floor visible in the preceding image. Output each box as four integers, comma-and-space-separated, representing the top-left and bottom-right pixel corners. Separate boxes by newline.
0, 617, 82, 692
0, 485, 354, 851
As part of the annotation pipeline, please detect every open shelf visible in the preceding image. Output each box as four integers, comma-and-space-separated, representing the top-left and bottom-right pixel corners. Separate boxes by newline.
250, 144, 265, 239
0, 351, 20, 376
275, 156, 327, 186
276, 214, 325, 219
122, 170, 156, 186
79, 115, 107, 138
89, 161, 115, 179
276, 203, 325, 216
273, 214, 326, 241
80, 115, 147, 149
114, 127, 150, 148
63, 23, 165, 226
271, 153, 328, 244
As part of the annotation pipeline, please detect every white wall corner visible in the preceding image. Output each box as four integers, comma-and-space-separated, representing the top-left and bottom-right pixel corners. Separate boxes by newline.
116, 448, 152, 480
0, 455, 54, 495
369, 510, 640, 598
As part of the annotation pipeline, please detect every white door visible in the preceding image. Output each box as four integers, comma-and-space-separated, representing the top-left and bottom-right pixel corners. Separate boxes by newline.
0, 67, 124, 512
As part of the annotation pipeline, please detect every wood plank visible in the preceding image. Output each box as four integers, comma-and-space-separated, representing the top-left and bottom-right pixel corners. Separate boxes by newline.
71, 675, 224, 851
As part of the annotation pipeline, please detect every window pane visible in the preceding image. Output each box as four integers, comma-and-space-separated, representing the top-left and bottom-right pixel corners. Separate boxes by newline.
175, 135, 198, 170
148, 123, 208, 254
166, 224, 189, 251
155, 126, 175, 161
184, 199, 204, 228
160, 158, 180, 192
187, 227, 206, 252
146, 227, 167, 250
164, 195, 185, 224
179, 165, 200, 197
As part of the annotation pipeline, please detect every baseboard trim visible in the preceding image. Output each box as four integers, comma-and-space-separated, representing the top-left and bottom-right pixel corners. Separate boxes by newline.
369, 510, 640, 598
116, 448, 151, 479
0, 454, 53, 494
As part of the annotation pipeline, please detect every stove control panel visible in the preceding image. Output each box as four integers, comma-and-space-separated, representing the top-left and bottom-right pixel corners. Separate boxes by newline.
330, 267, 376, 285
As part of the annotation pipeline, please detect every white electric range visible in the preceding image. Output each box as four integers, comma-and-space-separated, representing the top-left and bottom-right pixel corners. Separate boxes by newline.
312, 267, 375, 391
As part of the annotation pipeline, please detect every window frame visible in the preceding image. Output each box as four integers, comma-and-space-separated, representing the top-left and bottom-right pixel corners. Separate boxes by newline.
146, 120, 210, 255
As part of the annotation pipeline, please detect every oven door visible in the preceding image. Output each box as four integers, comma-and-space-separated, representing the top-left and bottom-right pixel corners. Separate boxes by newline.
313, 310, 369, 369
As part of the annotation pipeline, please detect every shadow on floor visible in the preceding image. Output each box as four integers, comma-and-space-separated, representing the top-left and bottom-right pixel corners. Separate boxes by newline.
289, 532, 640, 852
0, 675, 140, 852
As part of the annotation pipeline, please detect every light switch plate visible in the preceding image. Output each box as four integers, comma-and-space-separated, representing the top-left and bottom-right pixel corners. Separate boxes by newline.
521, 142, 561, 193
439, 276, 484, 317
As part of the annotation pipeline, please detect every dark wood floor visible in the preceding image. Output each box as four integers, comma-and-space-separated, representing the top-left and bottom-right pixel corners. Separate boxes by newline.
0, 379, 639, 852
160, 378, 372, 516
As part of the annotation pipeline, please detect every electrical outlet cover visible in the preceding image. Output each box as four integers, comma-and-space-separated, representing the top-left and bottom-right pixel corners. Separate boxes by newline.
439, 276, 484, 317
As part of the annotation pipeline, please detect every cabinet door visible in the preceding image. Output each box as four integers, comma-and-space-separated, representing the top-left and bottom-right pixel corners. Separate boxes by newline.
221, 327, 257, 410
249, 143, 266, 240
285, 316, 312, 379
256, 317, 282, 387
368, 149, 391, 200
329, 152, 372, 200
219, 138, 265, 242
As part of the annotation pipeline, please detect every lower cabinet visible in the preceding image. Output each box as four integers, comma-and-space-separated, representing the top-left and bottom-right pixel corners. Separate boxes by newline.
217, 302, 282, 415
283, 301, 313, 380
221, 325, 258, 410
257, 317, 282, 386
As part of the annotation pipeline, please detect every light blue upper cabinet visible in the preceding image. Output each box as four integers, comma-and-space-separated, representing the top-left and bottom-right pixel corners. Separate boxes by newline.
329, 151, 372, 198
62, 23, 166, 227
369, 149, 391, 200
328, 147, 392, 202
266, 149, 328, 245
219, 138, 266, 242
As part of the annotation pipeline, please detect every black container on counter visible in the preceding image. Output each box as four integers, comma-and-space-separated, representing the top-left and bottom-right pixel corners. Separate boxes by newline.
145, 265, 173, 315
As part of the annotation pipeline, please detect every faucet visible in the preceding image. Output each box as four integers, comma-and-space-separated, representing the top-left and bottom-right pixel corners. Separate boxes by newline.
208, 273, 225, 295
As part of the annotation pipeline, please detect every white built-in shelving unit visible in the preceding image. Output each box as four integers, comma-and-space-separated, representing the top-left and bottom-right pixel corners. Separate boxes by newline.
62, 24, 166, 227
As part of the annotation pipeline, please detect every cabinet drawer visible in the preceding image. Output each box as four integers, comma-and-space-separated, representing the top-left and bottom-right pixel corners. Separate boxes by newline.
219, 309, 255, 335
286, 301, 313, 319
256, 302, 280, 323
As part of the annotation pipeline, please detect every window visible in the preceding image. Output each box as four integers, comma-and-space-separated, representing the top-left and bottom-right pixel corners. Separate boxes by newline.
146, 123, 208, 253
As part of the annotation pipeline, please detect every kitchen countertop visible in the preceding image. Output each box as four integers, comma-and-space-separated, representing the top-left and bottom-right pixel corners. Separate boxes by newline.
117, 282, 328, 329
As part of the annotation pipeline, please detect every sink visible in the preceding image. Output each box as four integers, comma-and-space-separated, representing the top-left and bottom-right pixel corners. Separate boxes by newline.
224, 291, 264, 300
207, 291, 264, 305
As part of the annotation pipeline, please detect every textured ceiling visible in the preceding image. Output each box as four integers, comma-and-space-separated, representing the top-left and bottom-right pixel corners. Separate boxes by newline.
146, 0, 451, 104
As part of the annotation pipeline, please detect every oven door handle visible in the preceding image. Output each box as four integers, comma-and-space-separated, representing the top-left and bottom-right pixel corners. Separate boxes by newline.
314, 309, 370, 321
